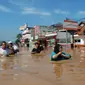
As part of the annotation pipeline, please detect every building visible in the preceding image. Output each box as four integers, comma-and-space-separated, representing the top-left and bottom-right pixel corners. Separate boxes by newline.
33, 25, 57, 46
57, 30, 72, 43
76, 22, 85, 35
63, 20, 78, 31
63, 20, 85, 47
19, 24, 27, 31
74, 22, 85, 47
19, 24, 34, 42
34, 25, 56, 37
22, 28, 31, 39
74, 35, 85, 47
50, 23, 63, 30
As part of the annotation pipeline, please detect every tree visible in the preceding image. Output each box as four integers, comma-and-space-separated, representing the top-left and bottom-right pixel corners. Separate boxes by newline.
16, 33, 22, 40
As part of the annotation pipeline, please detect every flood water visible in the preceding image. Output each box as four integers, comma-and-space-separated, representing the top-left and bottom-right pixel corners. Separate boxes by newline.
0, 47, 85, 85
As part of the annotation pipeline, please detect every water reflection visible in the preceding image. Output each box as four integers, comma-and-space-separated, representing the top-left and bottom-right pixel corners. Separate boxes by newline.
0, 56, 20, 81
0, 56, 19, 70
80, 49, 85, 63
1, 47, 85, 84
53, 63, 62, 79
31, 54, 44, 61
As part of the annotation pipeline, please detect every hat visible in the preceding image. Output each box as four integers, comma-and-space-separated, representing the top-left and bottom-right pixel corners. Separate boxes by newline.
8, 41, 12, 44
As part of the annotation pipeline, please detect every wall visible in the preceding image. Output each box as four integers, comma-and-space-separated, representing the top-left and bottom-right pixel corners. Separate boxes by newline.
74, 37, 84, 45
57, 31, 72, 43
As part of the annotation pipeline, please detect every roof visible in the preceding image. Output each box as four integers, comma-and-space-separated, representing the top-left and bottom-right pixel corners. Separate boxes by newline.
27, 27, 34, 29
45, 33, 57, 37
64, 28, 78, 31
64, 20, 78, 23
50, 23, 63, 27
79, 22, 85, 26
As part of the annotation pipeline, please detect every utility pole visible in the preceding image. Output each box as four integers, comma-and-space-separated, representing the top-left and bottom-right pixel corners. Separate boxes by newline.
66, 30, 68, 52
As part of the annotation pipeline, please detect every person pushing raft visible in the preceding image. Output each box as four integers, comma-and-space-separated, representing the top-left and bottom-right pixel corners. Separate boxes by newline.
51, 42, 71, 61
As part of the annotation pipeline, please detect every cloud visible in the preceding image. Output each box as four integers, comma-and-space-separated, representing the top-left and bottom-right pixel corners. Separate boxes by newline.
0, 5, 11, 12
54, 9, 70, 15
22, 7, 51, 16
78, 11, 85, 15
9, 0, 51, 16
9, 0, 35, 7
9, 0, 26, 6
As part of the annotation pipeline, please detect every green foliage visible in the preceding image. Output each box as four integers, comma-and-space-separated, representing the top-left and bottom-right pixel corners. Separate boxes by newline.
15, 39, 20, 43
16, 33, 22, 40
0, 41, 2, 46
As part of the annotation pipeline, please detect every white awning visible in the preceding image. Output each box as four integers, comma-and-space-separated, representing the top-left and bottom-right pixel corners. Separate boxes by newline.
45, 33, 57, 37
22, 29, 30, 34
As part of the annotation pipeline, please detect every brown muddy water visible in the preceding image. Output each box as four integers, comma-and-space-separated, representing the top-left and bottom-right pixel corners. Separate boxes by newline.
0, 47, 85, 85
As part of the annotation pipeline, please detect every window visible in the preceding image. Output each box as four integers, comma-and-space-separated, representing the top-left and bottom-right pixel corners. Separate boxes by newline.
75, 40, 77, 42
78, 40, 80, 42
80, 24, 84, 27
75, 39, 81, 42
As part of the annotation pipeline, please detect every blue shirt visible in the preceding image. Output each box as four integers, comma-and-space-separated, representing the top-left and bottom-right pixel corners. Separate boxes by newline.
51, 52, 72, 61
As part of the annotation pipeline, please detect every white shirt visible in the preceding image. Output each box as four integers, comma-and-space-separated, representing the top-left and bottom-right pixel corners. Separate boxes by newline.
13, 45, 18, 50
0, 47, 9, 56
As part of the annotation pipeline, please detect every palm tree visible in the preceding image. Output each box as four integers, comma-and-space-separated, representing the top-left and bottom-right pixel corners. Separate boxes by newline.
15, 33, 22, 46
16, 33, 22, 40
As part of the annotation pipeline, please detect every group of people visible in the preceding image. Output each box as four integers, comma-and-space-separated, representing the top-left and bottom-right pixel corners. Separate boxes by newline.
0, 40, 44, 57
31, 40, 71, 61
0, 39, 71, 61
0, 41, 19, 57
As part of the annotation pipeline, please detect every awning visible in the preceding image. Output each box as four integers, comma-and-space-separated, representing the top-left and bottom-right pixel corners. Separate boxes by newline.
45, 33, 57, 37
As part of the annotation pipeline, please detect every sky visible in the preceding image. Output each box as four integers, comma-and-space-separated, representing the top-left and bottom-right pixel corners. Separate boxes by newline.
0, 0, 85, 41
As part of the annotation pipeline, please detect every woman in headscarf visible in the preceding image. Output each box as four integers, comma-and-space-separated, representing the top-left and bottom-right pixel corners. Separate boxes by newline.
51, 42, 71, 61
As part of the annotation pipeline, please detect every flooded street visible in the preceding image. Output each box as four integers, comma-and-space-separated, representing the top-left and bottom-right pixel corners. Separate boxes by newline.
0, 47, 85, 85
